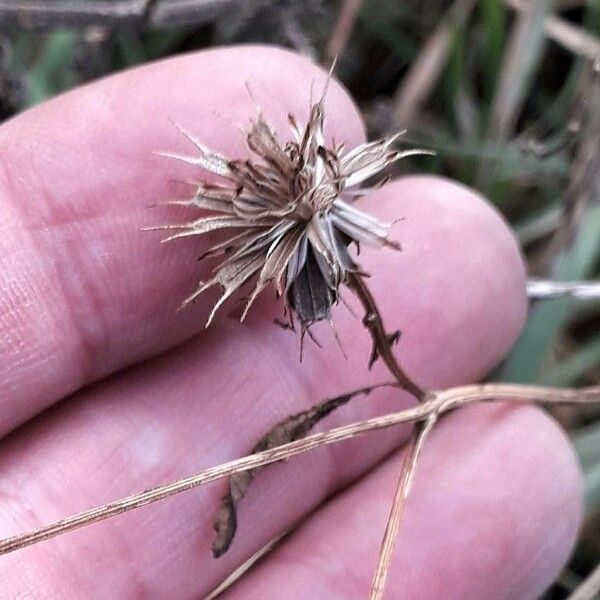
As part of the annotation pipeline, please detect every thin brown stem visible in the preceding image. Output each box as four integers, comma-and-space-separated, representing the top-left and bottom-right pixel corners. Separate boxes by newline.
212, 274, 425, 557
206, 532, 287, 600
323, 0, 363, 67
0, 383, 598, 558
347, 273, 426, 401
369, 413, 438, 600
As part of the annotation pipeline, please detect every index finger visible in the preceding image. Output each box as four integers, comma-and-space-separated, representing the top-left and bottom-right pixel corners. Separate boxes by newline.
0, 45, 365, 435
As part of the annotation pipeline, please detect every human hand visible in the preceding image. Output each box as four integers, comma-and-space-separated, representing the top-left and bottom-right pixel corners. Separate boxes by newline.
0, 46, 581, 598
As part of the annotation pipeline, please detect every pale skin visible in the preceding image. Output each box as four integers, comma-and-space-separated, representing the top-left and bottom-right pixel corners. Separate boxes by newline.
0, 46, 583, 598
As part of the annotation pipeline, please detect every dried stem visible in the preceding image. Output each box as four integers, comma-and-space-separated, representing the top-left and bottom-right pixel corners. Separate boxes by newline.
148, 0, 245, 29
347, 273, 426, 401
527, 278, 600, 299
206, 532, 287, 600
506, 0, 600, 60
0, 383, 598, 559
369, 413, 437, 600
0, 0, 149, 29
213, 273, 425, 557
323, 0, 363, 68
567, 561, 600, 600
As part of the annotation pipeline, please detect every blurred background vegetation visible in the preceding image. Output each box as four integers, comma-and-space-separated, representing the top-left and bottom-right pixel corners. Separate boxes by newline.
1, 0, 600, 597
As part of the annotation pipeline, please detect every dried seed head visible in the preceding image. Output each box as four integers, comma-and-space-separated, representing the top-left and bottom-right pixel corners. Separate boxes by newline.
155, 84, 426, 330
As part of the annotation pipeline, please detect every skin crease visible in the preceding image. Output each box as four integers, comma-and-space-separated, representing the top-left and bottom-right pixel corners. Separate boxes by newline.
0, 46, 582, 598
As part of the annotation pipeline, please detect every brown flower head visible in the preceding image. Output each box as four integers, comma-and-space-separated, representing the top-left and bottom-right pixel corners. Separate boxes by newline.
155, 84, 425, 331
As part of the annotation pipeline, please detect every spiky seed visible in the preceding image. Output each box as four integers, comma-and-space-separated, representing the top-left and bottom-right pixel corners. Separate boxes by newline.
157, 86, 426, 330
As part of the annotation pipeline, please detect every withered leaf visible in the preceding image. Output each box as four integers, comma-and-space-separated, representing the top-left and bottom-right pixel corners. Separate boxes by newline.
212, 384, 395, 558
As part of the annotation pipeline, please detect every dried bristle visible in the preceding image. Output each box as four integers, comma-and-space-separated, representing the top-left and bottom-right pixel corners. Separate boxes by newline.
158, 82, 427, 329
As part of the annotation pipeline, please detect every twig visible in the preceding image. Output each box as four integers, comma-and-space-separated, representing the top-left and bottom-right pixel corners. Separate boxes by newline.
323, 0, 363, 68
369, 412, 437, 600
205, 532, 287, 600
347, 273, 426, 401
567, 561, 600, 600
527, 278, 600, 299
0, 382, 598, 558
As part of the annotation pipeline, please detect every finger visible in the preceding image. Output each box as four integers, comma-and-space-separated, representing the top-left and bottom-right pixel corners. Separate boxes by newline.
225, 403, 582, 600
0, 45, 365, 435
0, 177, 528, 597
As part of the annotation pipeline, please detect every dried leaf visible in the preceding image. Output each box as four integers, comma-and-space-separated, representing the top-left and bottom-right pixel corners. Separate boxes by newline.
212, 384, 396, 558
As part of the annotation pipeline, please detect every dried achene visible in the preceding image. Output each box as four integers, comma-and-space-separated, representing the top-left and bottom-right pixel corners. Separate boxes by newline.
153, 85, 425, 333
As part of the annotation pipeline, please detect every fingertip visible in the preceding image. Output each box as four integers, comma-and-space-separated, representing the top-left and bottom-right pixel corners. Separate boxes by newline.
1, 45, 366, 165
356, 175, 528, 388
0, 44, 368, 433
417, 403, 583, 598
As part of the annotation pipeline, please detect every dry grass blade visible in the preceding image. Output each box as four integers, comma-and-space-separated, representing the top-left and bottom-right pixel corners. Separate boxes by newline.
148, 0, 245, 29
566, 561, 600, 600
506, 0, 600, 60
487, 0, 551, 142
369, 413, 437, 600
542, 14, 600, 59
533, 56, 600, 273
323, 0, 363, 67
391, 0, 476, 126
516, 207, 563, 245
205, 532, 287, 600
0, 383, 599, 560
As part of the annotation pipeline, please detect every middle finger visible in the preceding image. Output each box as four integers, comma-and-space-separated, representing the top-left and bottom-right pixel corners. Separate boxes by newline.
0, 177, 526, 597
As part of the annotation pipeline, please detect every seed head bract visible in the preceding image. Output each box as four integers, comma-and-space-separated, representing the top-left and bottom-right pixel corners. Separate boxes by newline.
152, 79, 427, 331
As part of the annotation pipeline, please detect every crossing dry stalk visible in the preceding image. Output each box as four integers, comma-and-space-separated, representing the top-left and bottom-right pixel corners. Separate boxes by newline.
0, 382, 598, 599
